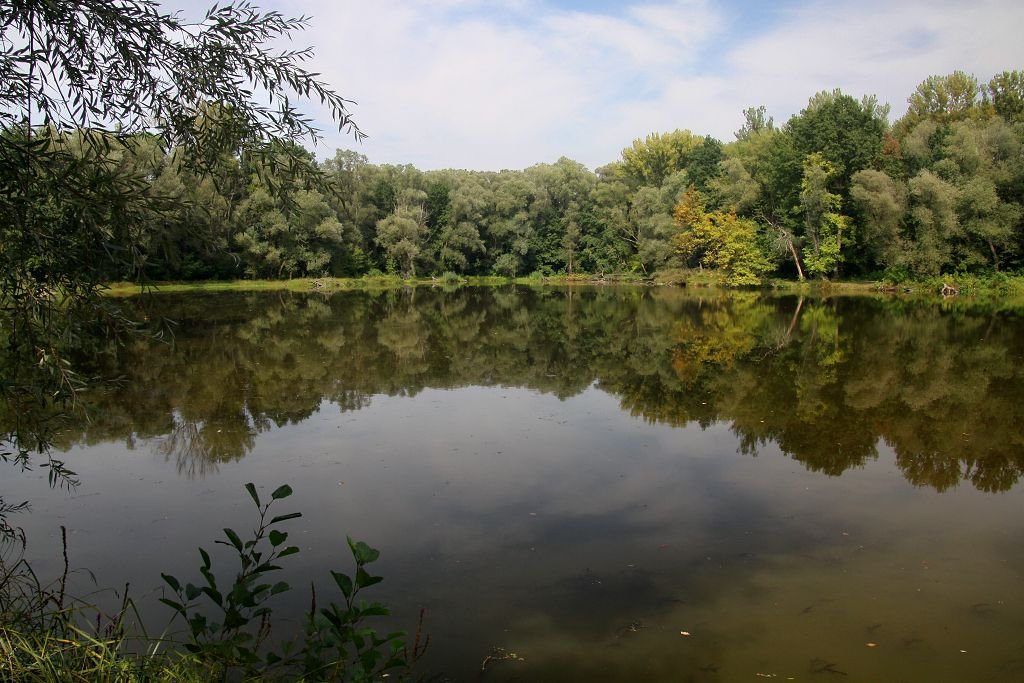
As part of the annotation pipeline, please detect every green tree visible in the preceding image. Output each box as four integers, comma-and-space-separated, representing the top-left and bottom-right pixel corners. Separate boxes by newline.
800, 153, 852, 277
986, 70, 1024, 124
849, 168, 908, 271
904, 170, 961, 276
735, 105, 775, 141
234, 187, 349, 278
619, 130, 704, 186
438, 177, 488, 273
521, 158, 596, 273
488, 172, 538, 275
376, 204, 428, 278
895, 71, 989, 138
906, 71, 983, 122
1, 0, 362, 469
887, 112, 1024, 275
721, 124, 806, 278
786, 90, 888, 198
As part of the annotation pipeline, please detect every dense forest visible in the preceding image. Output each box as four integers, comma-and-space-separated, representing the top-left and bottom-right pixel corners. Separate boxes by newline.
33, 69, 1024, 285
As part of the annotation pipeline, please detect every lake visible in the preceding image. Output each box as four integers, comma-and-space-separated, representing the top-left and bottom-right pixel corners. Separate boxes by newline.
4, 285, 1024, 681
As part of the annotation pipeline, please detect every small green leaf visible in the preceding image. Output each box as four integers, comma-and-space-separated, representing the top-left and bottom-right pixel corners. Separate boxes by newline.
331, 570, 353, 599
360, 649, 382, 668
188, 614, 208, 637
199, 547, 211, 569
269, 512, 302, 524
278, 546, 300, 558
159, 597, 184, 613
269, 529, 287, 547
161, 573, 181, 592
271, 484, 293, 500
356, 567, 383, 589
360, 602, 390, 617
245, 482, 260, 507
270, 581, 290, 595
229, 583, 252, 606
185, 583, 201, 601
200, 566, 217, 590
223, 528, 243, 551
347, 538, 381, 565
224, 608, 247, 629
201, 586, 224, 606
321, 608, 342, 628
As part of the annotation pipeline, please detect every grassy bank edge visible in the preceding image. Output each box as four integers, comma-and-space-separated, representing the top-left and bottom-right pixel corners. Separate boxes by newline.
104, 271, 1024, 303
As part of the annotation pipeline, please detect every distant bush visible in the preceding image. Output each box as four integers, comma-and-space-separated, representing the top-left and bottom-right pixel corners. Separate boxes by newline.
439, 271, 465, 285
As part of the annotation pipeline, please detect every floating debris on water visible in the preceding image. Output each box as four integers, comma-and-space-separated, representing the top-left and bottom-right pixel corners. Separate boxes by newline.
810, 658, 848, 676
615, 621, 645, 638
480, 647, 525, 673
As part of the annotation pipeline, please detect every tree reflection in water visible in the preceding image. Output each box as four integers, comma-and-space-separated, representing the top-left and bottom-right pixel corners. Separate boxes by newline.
24, 286, 1024, 492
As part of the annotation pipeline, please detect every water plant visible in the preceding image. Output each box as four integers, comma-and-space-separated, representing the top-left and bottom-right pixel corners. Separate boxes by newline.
0, 483, 417, 681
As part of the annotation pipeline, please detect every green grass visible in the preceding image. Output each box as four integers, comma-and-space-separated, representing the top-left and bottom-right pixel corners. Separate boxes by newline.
104, 272, 651, 296
103, 271, 1024, 306
0, 626, 195, 682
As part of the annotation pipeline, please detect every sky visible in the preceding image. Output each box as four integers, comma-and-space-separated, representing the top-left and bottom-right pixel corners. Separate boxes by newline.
171, 0, 1024, 171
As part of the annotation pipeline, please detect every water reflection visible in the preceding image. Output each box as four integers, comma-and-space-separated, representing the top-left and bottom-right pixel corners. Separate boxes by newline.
6, 286, 1024, 681
33, 286, 1024, 492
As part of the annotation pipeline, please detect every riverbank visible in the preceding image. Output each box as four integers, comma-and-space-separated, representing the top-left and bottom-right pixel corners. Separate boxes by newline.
103, 272, 647, 295
105, 270, 1024, 302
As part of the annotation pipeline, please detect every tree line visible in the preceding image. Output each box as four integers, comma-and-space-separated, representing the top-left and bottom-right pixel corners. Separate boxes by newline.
36, 70, 1023, 285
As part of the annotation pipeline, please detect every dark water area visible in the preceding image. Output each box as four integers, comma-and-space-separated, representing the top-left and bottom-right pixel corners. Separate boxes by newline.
4, 285, 1024, 681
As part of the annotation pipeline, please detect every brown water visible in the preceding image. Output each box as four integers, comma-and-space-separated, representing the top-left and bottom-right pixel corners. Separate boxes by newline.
4, 286, 1024, 681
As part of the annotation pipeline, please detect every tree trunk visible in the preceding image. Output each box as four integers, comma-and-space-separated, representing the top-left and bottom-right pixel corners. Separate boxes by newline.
786, 238, 805, 281
760, 211, 804, 281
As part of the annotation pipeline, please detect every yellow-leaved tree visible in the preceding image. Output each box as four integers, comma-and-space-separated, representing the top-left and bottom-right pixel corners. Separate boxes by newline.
672, 190, 772, 285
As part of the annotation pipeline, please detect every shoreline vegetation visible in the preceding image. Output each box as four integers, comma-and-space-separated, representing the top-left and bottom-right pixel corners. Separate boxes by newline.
105, 271, 1024, 303
0, 484, 418, 682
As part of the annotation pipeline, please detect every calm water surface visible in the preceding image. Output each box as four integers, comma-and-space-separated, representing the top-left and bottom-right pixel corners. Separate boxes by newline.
4, 286, 1024, 681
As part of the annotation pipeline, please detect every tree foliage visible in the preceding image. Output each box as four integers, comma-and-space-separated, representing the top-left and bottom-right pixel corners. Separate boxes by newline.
673, 190, 771, 285
1, 1, 363, 468
799, 153, 851, 277
986, 70, 1024, 124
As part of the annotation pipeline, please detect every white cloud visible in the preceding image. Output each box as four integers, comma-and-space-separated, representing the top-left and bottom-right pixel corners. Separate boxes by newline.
726, 0, 1024, 129
169, 0, 1024, 171
287, 0, 725, 169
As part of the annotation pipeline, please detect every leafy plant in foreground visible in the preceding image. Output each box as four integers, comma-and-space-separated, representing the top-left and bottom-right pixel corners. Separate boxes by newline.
160, 483, 411, 680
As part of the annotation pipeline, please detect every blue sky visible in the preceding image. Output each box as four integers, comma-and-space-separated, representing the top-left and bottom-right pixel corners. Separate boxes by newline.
171, 0, 1024, 171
